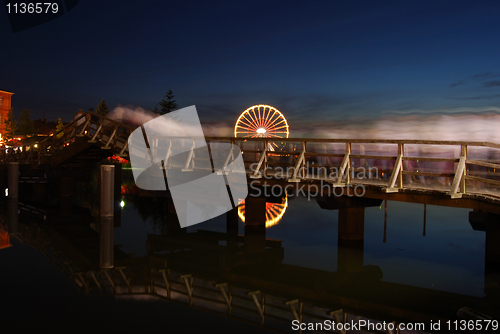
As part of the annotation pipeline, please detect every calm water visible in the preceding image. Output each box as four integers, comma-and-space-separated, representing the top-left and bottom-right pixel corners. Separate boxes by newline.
117, 196, 485, 297
1, 187, 497, 333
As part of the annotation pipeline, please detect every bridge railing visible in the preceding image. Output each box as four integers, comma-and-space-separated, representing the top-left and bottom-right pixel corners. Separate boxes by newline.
39, 111, 135, 156
204, 137, 500, 199
3, 116, 500, 199
0, 112, 136, 166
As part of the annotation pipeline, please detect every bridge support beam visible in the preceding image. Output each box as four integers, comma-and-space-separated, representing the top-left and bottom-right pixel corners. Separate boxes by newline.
316, 196, 382, 273
338, 207, 365, 241
469, 211, 500, 263
245, 196, 267, 226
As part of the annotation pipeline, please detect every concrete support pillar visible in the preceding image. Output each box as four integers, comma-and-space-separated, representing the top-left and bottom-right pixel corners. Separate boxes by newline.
337, 207, 365, 273
338, 207, 365, 241
245, 196, 267, 226
468, 210, 500, 296
469, 210, 500, 263
485, 228, 500, 263
244, 196, 267, 253
337, 240, 364, 273
485, 229, 500, 296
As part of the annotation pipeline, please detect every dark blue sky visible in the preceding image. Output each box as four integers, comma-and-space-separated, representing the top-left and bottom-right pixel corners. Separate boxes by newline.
2, 0, 500, 124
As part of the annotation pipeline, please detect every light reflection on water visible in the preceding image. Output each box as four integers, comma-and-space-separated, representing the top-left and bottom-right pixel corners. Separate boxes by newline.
115, 194, 486, 297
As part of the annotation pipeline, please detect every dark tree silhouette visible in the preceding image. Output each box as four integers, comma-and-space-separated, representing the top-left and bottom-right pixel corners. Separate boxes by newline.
18, 108, 35, 138
158, 89, 178, 115
96, 99, 110, 116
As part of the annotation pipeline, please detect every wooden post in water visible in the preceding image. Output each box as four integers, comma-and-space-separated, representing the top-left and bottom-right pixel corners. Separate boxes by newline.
113, 162, 122, 227
7, 162, 18, 199
100, 165, 114, 269
7, 162, 19, 234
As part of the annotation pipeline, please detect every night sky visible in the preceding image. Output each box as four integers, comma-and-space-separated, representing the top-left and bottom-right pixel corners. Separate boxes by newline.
2, 0, 500, 126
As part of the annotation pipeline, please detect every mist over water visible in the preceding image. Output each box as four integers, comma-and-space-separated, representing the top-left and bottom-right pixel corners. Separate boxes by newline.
108, 106, 159, 126
108, 105, 500, 143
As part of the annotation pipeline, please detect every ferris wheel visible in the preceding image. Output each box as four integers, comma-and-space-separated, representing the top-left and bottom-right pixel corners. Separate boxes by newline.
237, 195, 288, 228
234, 105, 289, 150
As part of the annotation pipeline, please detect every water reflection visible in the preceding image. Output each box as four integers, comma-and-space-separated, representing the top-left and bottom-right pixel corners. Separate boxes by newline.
0, 229, 12, 249
238, 195, 288, 227
1, 176, 500, 332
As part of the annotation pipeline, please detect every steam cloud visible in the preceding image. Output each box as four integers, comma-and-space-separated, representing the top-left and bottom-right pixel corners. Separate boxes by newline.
108, 105, 500, 143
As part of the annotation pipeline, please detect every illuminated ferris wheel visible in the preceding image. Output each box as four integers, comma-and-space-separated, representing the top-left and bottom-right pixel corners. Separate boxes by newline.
234, 105, 289, 150
237, 195, 288, 228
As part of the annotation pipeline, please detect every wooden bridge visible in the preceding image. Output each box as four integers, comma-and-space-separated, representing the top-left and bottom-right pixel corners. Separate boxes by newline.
0, 112, 132, 168
3, 111, 500, 208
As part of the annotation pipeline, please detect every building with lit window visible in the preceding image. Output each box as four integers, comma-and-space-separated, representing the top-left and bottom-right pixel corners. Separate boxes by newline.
0, 90, 14, 138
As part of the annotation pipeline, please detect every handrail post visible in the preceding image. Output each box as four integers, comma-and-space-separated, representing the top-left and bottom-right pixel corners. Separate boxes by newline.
460, 145, 467, 194
263, 140, 268, 178
398, 143, 404, 189
450, 144, 467, 198
288, 141, 306, 182
301, 141, 306, 179
385, 142, 404, 193
346, 142, 351, 184
331, 142, 350, 186
250, 140, 267, 179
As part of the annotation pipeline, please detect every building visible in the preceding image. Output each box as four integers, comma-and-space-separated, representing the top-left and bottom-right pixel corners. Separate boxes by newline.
0, 90, 14, 137
34, 119, 58, 139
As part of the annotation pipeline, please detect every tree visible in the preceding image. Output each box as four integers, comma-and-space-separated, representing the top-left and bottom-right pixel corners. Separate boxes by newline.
158, 89, 178, 115
56, 118, 64, 138
3, 108, 17, 141
96, 99, 110, 116
18, 108, 35, 138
